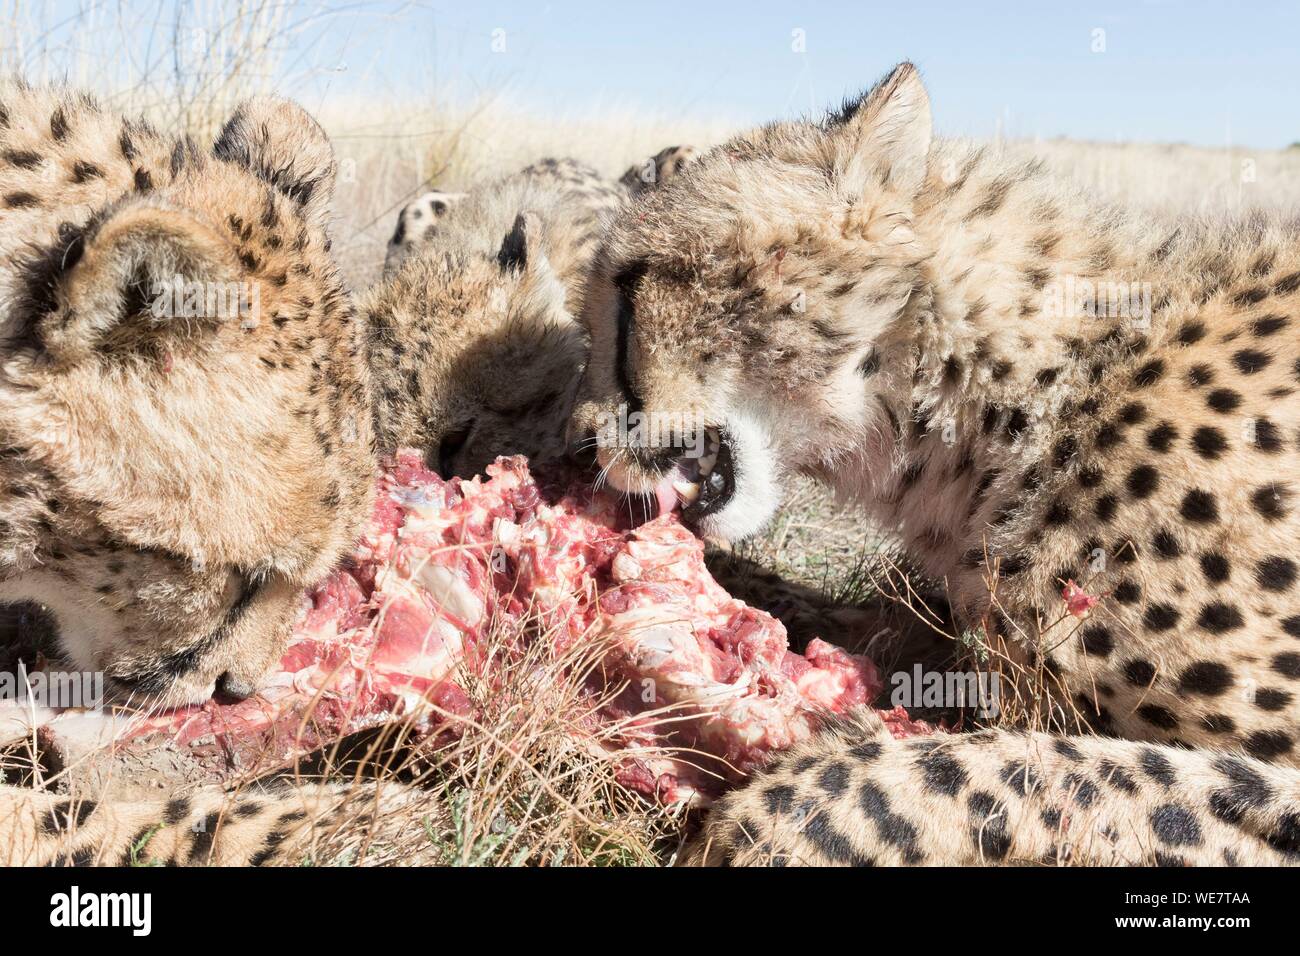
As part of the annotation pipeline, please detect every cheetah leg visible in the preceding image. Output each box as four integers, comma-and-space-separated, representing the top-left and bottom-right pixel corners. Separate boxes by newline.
682, 710, 1300, 866
0, 780, 403, 866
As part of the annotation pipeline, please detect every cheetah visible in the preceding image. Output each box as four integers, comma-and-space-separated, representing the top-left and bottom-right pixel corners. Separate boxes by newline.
569, 63, 1300, 865
0, 81, 373, 703
368, 152, 696, 477
0, 83, 374, 860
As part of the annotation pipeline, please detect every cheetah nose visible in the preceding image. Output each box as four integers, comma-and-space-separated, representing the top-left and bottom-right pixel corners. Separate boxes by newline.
215, 671, 258, 701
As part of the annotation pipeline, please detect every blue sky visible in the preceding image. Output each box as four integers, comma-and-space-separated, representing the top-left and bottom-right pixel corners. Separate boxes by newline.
30, 1, 1300, 148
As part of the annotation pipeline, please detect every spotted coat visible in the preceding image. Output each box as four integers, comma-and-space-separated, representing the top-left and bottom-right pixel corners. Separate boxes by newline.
568, 63, 1300, 865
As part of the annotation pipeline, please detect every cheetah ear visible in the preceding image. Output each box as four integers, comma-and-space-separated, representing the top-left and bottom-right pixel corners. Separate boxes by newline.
828, 61, 931, 193
497, 212, 538, 273
44, 198, 241, 360
213, 96, 336, 226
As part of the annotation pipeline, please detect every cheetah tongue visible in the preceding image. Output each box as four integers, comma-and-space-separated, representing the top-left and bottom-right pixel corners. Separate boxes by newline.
654, 478, 680, 518
654, 463, 704, 516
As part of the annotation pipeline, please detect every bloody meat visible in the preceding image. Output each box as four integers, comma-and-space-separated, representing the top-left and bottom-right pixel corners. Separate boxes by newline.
4, 453, 930, 802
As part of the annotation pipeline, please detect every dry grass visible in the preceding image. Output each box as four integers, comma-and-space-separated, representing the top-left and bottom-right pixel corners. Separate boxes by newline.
1004, 137, 1300, 221
0, 0, 354, 136
266, 611, 690, 867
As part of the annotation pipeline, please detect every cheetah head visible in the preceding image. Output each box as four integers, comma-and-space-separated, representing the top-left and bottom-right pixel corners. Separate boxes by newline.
0, 93, 373, 707
366, 211, 587, 478
570, 63, 932, 541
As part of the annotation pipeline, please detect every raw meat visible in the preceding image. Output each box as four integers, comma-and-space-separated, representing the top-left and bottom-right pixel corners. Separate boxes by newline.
3, 453, 930, 803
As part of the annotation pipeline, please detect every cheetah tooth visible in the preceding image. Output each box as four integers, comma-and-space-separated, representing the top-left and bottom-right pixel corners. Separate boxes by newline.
697, 428, 721, 474
673, 479, 701, 503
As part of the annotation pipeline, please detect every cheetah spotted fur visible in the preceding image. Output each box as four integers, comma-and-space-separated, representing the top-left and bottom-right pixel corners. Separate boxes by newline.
0, 81, 374, 863
570, 63, 1300, 866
